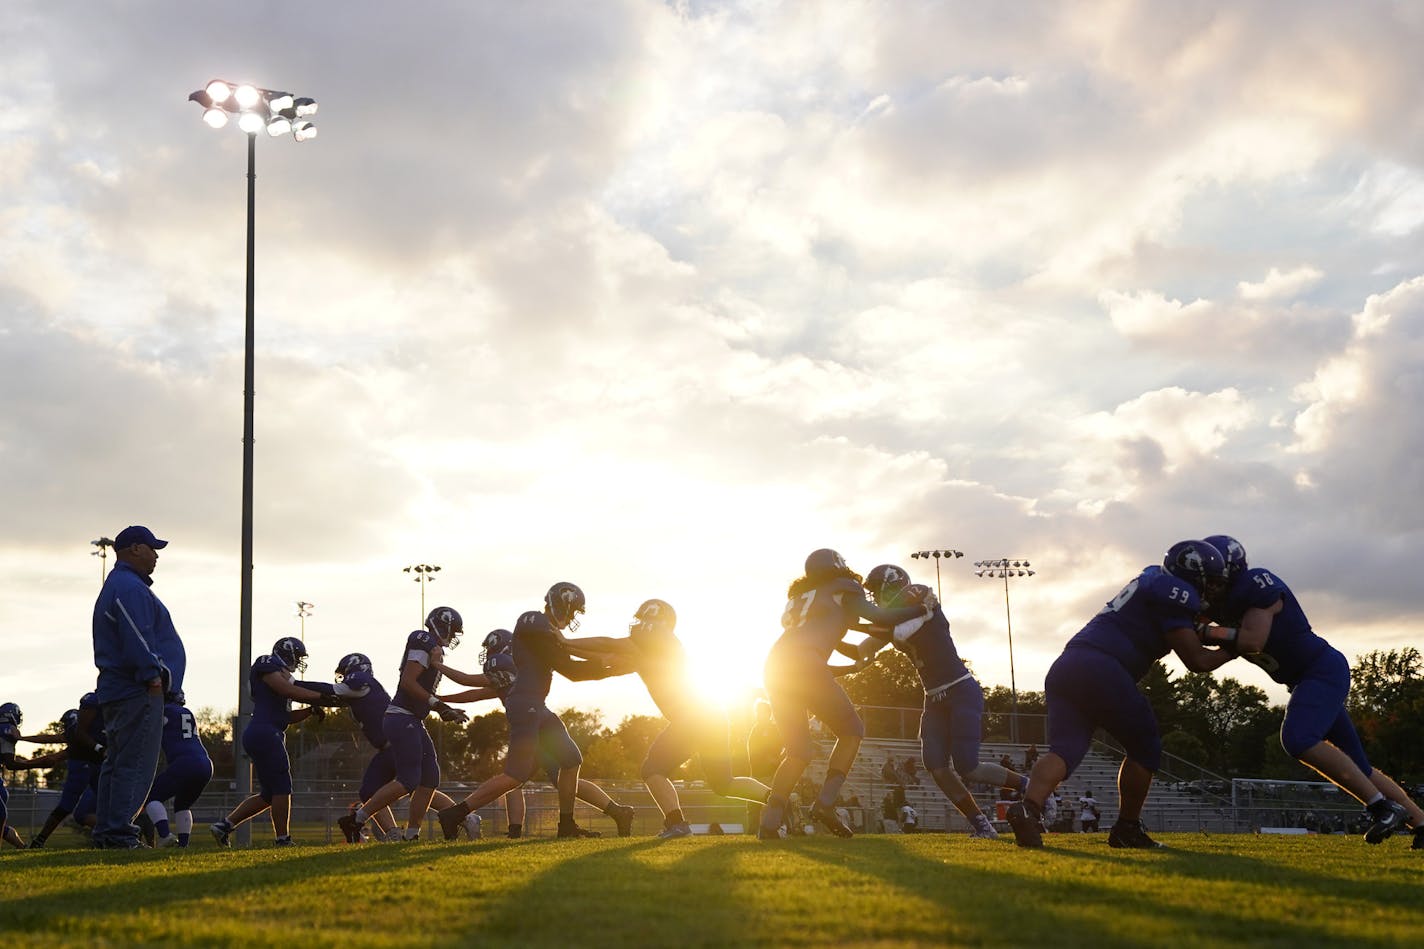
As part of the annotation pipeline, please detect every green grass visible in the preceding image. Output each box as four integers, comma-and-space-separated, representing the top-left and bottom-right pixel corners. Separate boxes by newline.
2, 833, 1421, 947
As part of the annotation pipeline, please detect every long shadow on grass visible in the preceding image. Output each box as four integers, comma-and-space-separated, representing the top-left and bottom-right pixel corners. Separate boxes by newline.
439, 839, 748, 949
0, 843, 473, 935
791, 836, 1414, 948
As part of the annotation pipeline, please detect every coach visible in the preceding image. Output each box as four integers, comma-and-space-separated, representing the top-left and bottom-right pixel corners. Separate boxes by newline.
91, 525, 186, 849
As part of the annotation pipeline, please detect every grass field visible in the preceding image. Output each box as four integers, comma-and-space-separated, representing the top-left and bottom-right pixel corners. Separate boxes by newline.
2, 832, 1421, 947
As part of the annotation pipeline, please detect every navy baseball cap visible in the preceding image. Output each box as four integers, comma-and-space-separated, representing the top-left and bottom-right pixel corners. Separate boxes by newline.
113, 526, 168, 550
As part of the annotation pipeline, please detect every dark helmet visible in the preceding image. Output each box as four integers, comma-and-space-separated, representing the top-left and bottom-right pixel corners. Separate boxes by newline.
1203, 534, 1248, 580
544, 582, 586, 631
864, 564, 912, 606
425, 606, 464, 648
805, 548, 849, 578
1163, 540, 1229, 599
0, 701, 21, 726
479, 629, 513, 666
272, 636, 308, 674
629, 599, 677, 645
335, 652, 372, 682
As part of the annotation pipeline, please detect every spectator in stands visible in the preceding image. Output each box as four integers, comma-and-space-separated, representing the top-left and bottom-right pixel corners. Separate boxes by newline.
999, 752, 1014, 772
882, 755, 901, 788
901, 756, 921, 787
881, 790, 897, 828
1024, 743, 1040, 771
1079, 789, 1101, 832
899, 801, 919, 832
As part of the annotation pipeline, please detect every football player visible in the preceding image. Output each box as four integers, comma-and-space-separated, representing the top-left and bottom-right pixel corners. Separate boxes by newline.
210, 637, 331, 847
143, 692, 213, 847
470, 628, 631, 838
859, 565, 1029, 839
437, 583, 636, 841
2, 702, 69, 847
1006, 540, 1236, 849
559, 599, 773, 839
338, 608, 508, 843
335, 643, 501, 844
1199, 534, 1424, 848
758, 549, 939, 840
27, 692, 106, 847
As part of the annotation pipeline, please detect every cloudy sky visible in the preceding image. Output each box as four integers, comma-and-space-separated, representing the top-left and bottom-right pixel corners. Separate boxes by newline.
4, 1, 1423, 737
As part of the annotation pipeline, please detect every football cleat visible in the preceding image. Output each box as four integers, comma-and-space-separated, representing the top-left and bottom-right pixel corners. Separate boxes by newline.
610, 804, 636, 838
337, 812, 364, 844
657, 821, 694, 840
507, 825, 523, 839
437, 805, 466, 841
274, 836, 295, 847
968, 814, 999, 839
1006, 801, 1043, 848
809, 803, 854, 838
464, 813, 483, 840
210, 821, 232, 847
158, 834, 182, 849
1364, 799, 1408, 844
1107, 819, 1164, 849
557, 820, 601, 838
28, 838, 45, 849
756, 824, 788, 840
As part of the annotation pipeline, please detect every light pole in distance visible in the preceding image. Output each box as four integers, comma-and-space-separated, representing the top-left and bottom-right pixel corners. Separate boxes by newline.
909, 548, 963, 602
295, 601, 314, 641
91, 537, 115, 588
973, 558, 1035, 744
404, 564, 442, 623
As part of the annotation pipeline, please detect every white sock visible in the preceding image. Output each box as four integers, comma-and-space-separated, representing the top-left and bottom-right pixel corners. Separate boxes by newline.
145, 800, 168, 824
1366, 792, 1385, 806
175, 810, 194, 835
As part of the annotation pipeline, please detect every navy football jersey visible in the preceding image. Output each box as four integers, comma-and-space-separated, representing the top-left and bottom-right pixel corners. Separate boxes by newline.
636, 637, 696, 723
249, 654, 294, 727
161, 704, 209, 762
896, 605, 972, 693
0, 721, 18, 757
484, 651, 518, 710
507, 611, 559, 705
1207, 567, 1329, 686
1065, 565, 1201, 681
390, 629, 444, 715
341, 668, 392, 747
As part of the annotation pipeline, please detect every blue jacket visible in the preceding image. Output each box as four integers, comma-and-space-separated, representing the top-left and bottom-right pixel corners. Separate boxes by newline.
92, 562, 185, 703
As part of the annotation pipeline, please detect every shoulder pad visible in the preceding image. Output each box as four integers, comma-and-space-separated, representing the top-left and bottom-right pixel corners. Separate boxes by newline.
1143, 569, 1204, 612
515, 611, 553, 635
484, 652, 517, 676
253, 654, 285, 675
344, 669, 377, 690
407, 629, 439, 651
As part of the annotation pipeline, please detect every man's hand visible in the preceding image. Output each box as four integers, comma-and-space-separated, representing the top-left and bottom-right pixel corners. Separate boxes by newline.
433, 701, 468, 724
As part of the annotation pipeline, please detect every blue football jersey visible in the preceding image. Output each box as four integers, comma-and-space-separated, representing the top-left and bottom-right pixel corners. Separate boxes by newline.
778, 576, 874, 659
249, 654, 294, 727
390, 629, 444, 715
342, 668, 392, 746
1209, 567, 1329, 686
896, 605, 972, 693
507, 611, 559, 705
1065, 565, 1201, 681
161, 704, 209, 762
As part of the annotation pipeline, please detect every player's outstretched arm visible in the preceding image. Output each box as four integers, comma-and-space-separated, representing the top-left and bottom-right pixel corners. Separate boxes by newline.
1166, 626, 1237, 673
438, 686, 502, 704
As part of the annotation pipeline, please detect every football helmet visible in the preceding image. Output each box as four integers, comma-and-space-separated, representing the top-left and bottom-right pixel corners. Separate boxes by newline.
335, 652, 372, 682
864, 564, 912, 606
1163, 540, 1229, 599
629, 599, 677, 645
479, 629, 513, 666
545, 582, 586, 632
426, 606, 464, 648
804, 548, 849, 578
1203, 534, 1248, 580
272, 636, 308, 674
0, 701, 21, 726
167, 690, 186, 706
61, 709, 80, 731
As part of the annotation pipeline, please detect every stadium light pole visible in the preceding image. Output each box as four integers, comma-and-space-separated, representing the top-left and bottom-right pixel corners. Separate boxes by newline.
909, 548, 963, 602
90, 537, 114, 588
404, 564, 441, 623
189, 78, 317, 847
295, 601, 314, 641
973, 558, 1035, 744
